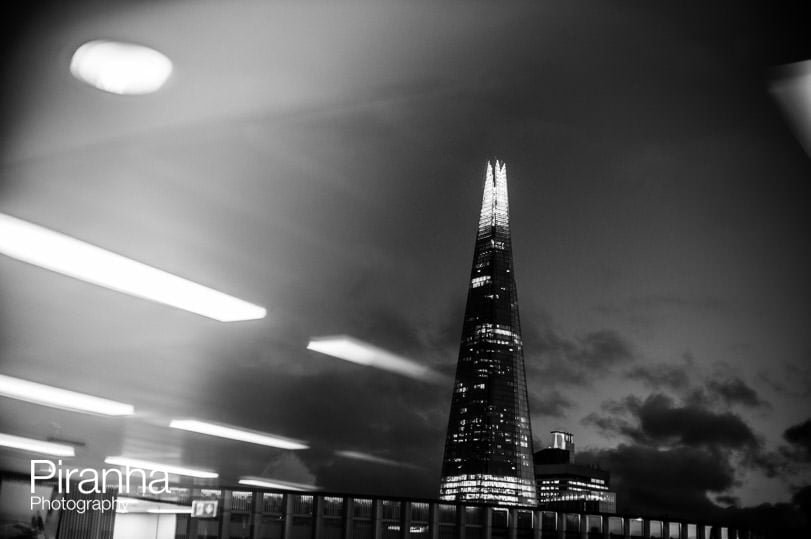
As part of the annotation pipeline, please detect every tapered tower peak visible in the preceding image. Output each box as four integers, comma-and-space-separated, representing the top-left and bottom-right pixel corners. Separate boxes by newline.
440, 160, 537, 507
478, 159, 510, 240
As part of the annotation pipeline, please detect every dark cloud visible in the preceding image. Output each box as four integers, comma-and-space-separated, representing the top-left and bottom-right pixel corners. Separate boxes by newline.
783, 419, 811, 461
586, 393, 759, 450
626, 362, 691, 390
632, 393, 758, 449
578, 444, 735, 519
715, 495, 740, 507
529, 389, 573, 418
684, 376, 769, 411
581, 411, 636, 440
525, 326, 634, 388
706, 378, 765, 408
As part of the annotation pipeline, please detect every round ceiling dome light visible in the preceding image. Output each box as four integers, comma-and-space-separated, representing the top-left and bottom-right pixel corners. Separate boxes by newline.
70, 40, 172, 95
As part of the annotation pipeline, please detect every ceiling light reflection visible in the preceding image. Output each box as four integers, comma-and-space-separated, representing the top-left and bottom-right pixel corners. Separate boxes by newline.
104, 456, 218, 479
307, 336, 448, 383
238, 477, 319, 491
0, 433, 75, 457
335, 450, 422, 470
70, 40, 172, 95
148, 508, 193, 514
0, 374, 134, 416
169, 419, 308, 450
0, 213, 266, 322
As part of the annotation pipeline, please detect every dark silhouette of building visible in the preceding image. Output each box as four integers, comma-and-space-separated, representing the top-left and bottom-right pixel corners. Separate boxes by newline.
439, 160, 537, 507
534, 431, 616, 513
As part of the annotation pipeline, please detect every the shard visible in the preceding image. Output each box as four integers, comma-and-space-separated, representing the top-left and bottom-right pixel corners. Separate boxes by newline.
439, 160, 537, 507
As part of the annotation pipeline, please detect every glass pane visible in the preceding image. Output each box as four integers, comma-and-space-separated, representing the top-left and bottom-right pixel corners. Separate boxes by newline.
263, 493, 284, 514
439, 524, 456, 539
323, 497, 343, 517
412, 502, 429, 522
586, 515, 601, 534
231, 492, 252, 512
323, 518, 343, 539
491, 508, 508, 528
565, 514, 580, 532
258, 515, 284, 539
516, 511, 533, 529
381, 500, 401, 521
291, 495, 313, 515
353, 519, 373, 539
196, 519, 219, 539
353, 499, 373, 519
438, 504, 456, 524
229, 513, 251, 539
608, 517, 623, 537
289, 515, 312, 539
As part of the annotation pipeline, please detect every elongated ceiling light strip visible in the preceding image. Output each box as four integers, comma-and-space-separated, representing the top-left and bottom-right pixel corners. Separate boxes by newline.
148, 508, 193, 514
307, 335, 448, 384
169, 419, 308, 450
0, 374, 134, 416
0, 433, 75, 457
104, 456, 218, 479
238, 477, 318, 491
0, 213, 266, 322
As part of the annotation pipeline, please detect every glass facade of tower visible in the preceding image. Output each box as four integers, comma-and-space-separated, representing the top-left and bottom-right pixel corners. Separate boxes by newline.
439, 161, 537, 507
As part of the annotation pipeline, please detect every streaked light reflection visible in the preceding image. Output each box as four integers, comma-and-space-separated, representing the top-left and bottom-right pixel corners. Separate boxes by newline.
307, 336, 447, 383
238, 477, 319, 491
148, 508, 193, 514
0, 213, 266, 322
0, 374, 134, 416
0, 433, 75, 457
70, 40, 172, 95
104, 456, 218, 479
169, 419, 308, 450
116, 497, 192, 514
335, 450, 422, 470
770, 59, 811, 157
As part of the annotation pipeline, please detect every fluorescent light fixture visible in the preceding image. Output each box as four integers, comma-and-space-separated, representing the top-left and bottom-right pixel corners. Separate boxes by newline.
0, 433, 75, 457
70, 40, 172, 95
104, 457, 218, 479
307, 336, 448, 384
238, 477, 318, 491
335, 450, 422, 470
148, 508, 193, 514
169, 420, 308, 450
0, 374, 134, 416
0, 213, 266, 322
116, 497, 192, 514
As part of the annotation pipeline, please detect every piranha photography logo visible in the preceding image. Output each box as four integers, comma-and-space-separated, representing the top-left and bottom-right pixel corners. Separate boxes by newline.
30, 459, 170, 514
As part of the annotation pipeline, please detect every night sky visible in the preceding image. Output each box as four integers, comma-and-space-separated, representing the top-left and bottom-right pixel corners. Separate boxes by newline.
1, 0, 810, 536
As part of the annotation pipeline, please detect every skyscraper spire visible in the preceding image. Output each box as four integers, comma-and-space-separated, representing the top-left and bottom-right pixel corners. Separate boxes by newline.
439, 160, 537, 507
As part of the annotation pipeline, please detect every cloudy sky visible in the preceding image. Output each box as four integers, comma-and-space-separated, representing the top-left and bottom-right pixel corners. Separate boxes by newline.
1, 0, 810, 533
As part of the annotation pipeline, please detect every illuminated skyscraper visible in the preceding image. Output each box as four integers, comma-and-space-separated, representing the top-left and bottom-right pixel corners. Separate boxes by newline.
439, 160, 537, 507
